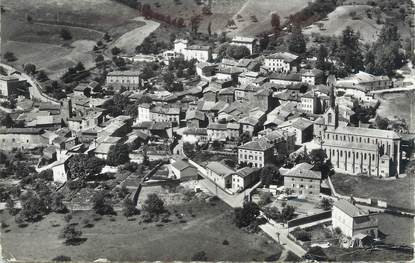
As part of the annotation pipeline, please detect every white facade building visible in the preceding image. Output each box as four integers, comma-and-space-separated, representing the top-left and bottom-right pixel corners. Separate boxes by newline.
230, 36, 257, 54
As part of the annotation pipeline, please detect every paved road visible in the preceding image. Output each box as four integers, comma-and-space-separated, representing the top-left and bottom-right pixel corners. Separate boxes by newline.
0, 63, 59, 104
196, 168, 306, 258
260, 219, 307, 258
198, 178, 246, 208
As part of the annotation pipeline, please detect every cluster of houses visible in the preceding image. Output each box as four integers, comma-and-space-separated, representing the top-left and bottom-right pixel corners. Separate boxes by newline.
0, 23, 410, 251
0, 33, 405, 184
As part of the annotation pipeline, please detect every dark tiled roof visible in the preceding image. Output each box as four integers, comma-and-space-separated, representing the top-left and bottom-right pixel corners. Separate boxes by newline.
0, 128, 44, 134
285, 163, 321, 180
238, 138, 273, 151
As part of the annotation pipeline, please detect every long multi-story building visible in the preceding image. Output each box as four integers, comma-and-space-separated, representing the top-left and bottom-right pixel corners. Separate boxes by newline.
106, 70, 141, 88
137, 104, 180, 124
263, 52, 300, 73
230, 36, 257, 54
238, 137, 274, 168
174, 39, 212, 62
0, 76, 28, 98
320, 87, 401, 177
0, 128, 49, 150
322, 126, 401, 177
283, 163, 322, 197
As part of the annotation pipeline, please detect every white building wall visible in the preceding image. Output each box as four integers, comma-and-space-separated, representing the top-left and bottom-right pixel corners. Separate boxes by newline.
332, 206, 354, 237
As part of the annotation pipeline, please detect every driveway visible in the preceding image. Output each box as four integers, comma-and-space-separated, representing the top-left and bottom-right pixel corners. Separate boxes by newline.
260, 221, 307, 258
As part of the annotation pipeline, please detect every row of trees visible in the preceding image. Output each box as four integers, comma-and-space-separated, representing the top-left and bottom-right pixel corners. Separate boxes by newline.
217, 44, 250, 60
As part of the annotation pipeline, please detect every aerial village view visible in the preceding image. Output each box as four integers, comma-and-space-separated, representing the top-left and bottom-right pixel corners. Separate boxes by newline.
0, 0, 414, 262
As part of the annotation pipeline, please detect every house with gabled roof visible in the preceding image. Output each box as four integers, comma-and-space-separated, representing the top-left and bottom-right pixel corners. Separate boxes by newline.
186, 110, 207, 128
205, 161, 234, 189
207, 122, 240, 141
169, 159, 198, 181
277, 117, 314, 145
238, 138, 274, 168
231, 167, 260, 193
332, 199, 378, 239
183, 128, 208, 144
264, 52, 300, 73
283, 162, 322, 197
217, 87, 235, 103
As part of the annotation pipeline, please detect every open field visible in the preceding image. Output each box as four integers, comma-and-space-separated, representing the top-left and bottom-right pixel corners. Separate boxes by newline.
1, 0, 141, 33
138, 0, 246, 36
0, 0, 147, 78
324, 246, 413, 261
376, 213, 414, 246
2, 40, 97, 79
331, 172, 415, 211
0, 200, 282, 262
376, 92, 413, 122
231, 0, 313, 37
303, 5, 383, 43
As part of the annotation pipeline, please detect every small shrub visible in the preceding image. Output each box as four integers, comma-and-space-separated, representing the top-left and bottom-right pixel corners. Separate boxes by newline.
52, 255, 71, 261
191, 251, 208, 261
293, 228, 311, 241
18, 223, 28, 228
64, 214, 72, 223
81, 219, 94, 228
334, 227, 342, 235
265, 254, 280, 262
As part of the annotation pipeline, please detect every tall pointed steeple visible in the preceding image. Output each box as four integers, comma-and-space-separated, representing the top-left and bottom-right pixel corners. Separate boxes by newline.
330, 84, 336, 109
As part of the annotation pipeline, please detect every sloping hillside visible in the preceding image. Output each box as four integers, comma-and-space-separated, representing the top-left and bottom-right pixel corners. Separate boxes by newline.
303, 5, 384, 43
229, 0, 313, 37
0, 0, 146, 78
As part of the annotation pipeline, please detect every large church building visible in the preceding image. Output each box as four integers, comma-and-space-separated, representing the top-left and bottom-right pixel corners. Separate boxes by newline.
323, 126, 401, 177
319, 86, 401, 177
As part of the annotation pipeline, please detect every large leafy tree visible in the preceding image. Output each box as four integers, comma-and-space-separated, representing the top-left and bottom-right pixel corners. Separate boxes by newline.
67, 154, 105, 179
92, 190, 114, 215
143, 193, 165, 215
316, 44, 330, 70
234, 202, 260, 228
270, 13, 281, 33
19, 191, 47, 222
260, 165, 281, 187
60, 224, 82, 245
226, 45, 250, 59
288, 25, 306, 54
365, 24, 405, 76
337, 26, 364, 73
107, 143, 130, 166
0, 114, 14, 128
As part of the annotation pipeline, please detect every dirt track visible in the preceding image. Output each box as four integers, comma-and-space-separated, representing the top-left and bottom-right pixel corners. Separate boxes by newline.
111, 16, 160, 55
